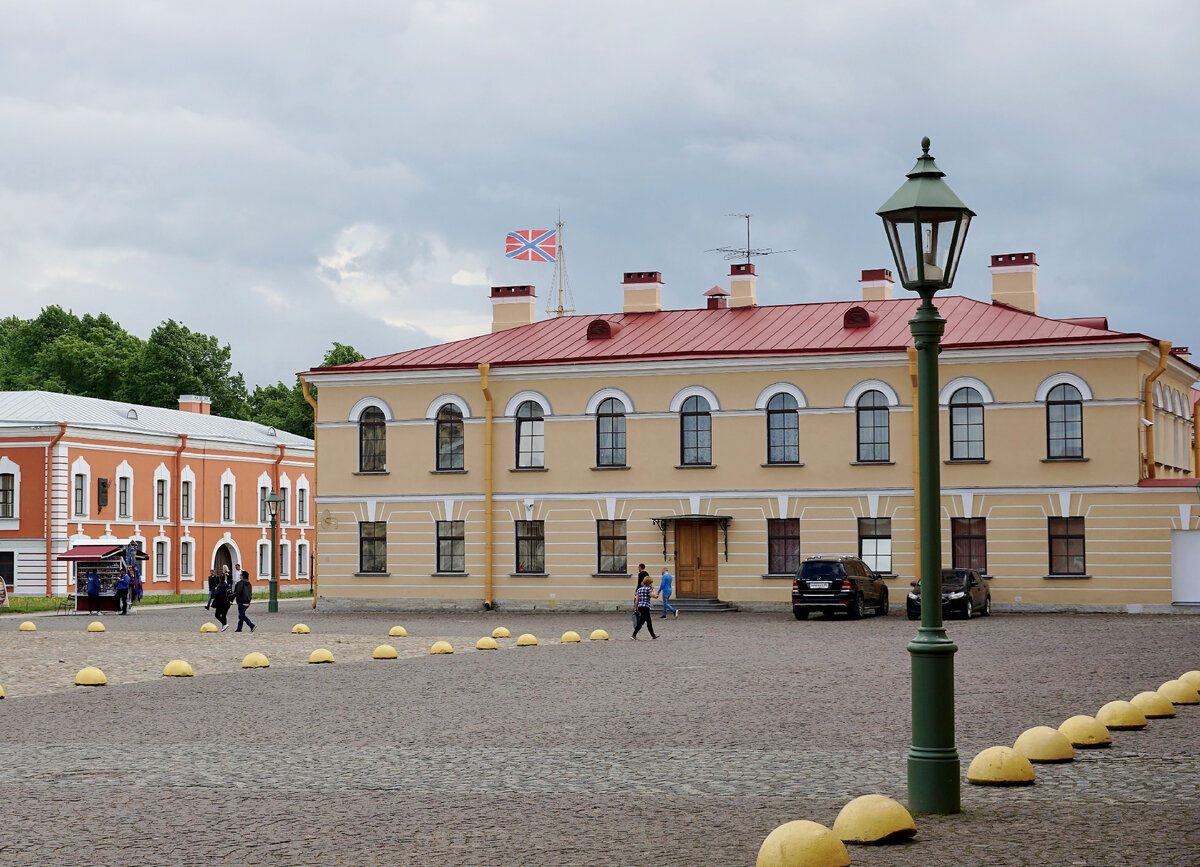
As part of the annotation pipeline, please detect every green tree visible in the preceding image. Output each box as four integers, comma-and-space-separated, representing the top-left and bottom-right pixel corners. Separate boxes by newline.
122, 319, 250, 419
248, 342, 368, 439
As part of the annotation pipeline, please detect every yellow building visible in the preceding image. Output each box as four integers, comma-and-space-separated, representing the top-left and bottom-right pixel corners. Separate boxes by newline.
303, 254, 1200, 613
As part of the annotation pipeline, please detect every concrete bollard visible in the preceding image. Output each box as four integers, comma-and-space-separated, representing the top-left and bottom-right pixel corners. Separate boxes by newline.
162, 660, 194, 677
1096, 700, 1147, 731
388, 625, 408, 637
307, 648, 335, 664
241, 652, 270, 669
430, 640, 454, 654
491, 626, 511, 638
832, 794, 916, 844
589, 629, 610, 641
86, 621, 106, 632
1158, 679, 1200, 705
1130, 690, 1176, 719
372, 644, 398, 659
74, 666, 107, 686
967, 746, 1036, 786
475, 637, 498, 650
1058, 715, 1111, 748
757, 820, 850, 867
516, 633, 538, 646
1012, 726, 1074, 763
292, 623, 311, 634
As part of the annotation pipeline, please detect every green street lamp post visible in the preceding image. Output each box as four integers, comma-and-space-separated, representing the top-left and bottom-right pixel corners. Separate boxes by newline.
265, 489, 284, 613
877, 137, 975, 814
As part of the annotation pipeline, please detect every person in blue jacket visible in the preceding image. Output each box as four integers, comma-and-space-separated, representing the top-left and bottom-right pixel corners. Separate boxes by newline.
658, 567, 678, 619
85, 570, 102, 615
113, 572, 130, 615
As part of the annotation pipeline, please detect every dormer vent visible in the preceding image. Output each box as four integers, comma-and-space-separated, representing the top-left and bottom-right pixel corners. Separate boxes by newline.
704, 286, 730, 310
586, 319, 620, 340
843, 306, 872, 329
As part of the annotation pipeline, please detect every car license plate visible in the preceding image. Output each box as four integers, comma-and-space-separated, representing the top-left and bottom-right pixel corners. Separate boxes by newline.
808, 581, 830, 589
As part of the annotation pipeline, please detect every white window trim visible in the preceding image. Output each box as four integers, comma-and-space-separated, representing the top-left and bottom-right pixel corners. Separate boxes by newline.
1034, 372, 1093, 402
116, 460, 134, 519
425, 393, 473, 419
71, 456, 92, 518
220, 468, 237, 524
296, 475, 309, 526
938, 376, 995, 405
279, 540, 291, 578
153, 463, 171, 521
754, 382, 808, 410
585, 387, 635, 415
153, 535, 171, 582
179, 538, 193, 578
257, 540, 271, 577
180, 466, 196, 522
0, 455, 21, 525
257, 471, 272, 525
844, 379, 900, 407
279, 472, 291, 525
669, 385, 720, 413
296, 542, 309, 576
504, 390, 553, 417
348, 396, 395, 422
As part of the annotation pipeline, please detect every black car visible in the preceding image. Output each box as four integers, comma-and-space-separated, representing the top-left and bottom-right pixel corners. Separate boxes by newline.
792, 556, 889, 620
906, 568, 991, 620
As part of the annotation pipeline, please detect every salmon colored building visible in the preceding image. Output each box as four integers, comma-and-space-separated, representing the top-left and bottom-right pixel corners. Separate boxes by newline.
303, 253, 1200, 614
0, 392, 314, 598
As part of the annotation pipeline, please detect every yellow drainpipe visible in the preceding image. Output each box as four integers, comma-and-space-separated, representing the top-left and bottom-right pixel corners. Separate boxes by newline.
907, 347, 921, 583
1143, 341, 1171, 479
300, 376, 318, 609
1192, 395, 1199, 480
478, 364, 495, 609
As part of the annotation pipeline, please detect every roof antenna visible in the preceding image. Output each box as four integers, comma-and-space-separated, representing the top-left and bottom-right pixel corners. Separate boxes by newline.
707, 213, 795, 262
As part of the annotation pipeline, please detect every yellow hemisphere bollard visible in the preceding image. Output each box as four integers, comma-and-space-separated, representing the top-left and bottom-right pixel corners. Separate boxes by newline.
241, 652, 270, 669
200, 622, 219, 633
1096, 700, 1147, 731
0, 685, 5, 698
560, 631, 582, 643
832, 794, 916, 844
292, 623, 311, 634
1179, 670, 1200, 690
1130, 690, 1176, 719
967, 746, 1036, 786
388, 625, 408, 637
1012, 726, 1074, 763
476, 636, 499, 650
307, 648, 334, 664
491, 626, 511, 638
516, 633, 538, 646
18, 621, 36, 632
1058, 715, 1111, 748
372, 644, 398, 659
162, 660, 194, 677
756, 820, 849, 867
589, 629, 609, 641
74, 666, 107, 686
86, 621, 106, 632
1158, 679, 1200, 705
430, 640, 454, 654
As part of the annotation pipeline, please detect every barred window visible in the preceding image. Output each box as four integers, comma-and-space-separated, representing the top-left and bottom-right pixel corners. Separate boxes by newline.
437, 520, 465, 573
597, 520, 627, 574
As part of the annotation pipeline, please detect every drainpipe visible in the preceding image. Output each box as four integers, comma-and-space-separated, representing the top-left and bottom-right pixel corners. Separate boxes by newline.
274, 442, 285, 587
44, 422, 68, 597
173, 434, 188, 595
300, 376, 318, 609
1192, 395, 1199, 480
1143, 341, 1171, 479
907, 347, 921, 584
478, 363, 494, 609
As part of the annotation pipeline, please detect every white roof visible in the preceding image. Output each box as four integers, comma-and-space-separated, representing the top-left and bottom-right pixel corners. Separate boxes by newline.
0, 391, 312, 450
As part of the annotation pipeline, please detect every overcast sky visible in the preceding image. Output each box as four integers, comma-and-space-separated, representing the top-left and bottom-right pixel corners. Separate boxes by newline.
2, 1, 1197, 388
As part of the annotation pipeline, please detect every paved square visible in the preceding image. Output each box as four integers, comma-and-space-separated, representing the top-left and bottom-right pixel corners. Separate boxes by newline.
0, 605, 1196, 865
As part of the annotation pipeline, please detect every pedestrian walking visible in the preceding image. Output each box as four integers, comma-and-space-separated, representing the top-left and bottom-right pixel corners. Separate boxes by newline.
129, 568, 143, 611
113, 571, 130, 615
632, 576, 657, 640
658, 567, 678, 618
212, 576, 232, 631
85, 569, 101, 615
634, 563, 650, 629
205, 569, 219, 610
233, 570, 256, 633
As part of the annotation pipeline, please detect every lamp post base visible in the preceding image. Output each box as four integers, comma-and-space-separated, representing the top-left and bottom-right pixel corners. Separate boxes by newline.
907, 630, 960, 814
268, 579, 278, 613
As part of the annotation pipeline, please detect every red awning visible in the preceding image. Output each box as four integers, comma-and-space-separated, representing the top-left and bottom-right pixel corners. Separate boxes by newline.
56, 545, 148, 562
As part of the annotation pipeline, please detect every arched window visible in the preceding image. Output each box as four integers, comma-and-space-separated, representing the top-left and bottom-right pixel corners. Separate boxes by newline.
596, 397, 626, 467
949, 387, 985, 460
766, 393, 799, 464
856, 390, 890, 462
436, 405, 465, 470
1046, 383, 1083, 458
680, 395, 712, 466
358, 407, 386, 472
515, 401, 545, 468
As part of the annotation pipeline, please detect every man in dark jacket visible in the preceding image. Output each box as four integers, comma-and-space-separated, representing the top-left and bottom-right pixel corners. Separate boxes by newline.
113, 572, 130, 615
85, 570, 102, 615
233, 571, 256, 633
212, 576, 233, 631
205, 569, 219, 610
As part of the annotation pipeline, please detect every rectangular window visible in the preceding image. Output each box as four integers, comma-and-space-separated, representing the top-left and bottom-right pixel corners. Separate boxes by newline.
280, 545, 289, 577
858, 518, 892, 573
156, 479, 167, 519
359, 521, 387, 574
258, 543, 269, 576
298, 489, 307, 524
0, 473, 14, 518
515, 520, 545, 573
181, 481, 192, 521
436, 520, 465, 573
767, 518, 801, 574
74, 474, 86, 516
1049, 517, 1086, 575
596, 520, 627, 574
951, 517, 987, 572
279, 488, 289, 523
259, 487, 269, 523
0, 551, 13, 590
297, 544, 308, 576
118, 477, 130, 518
180, 543, 192, 577
156, 541, 167, 577
222, 484, 233, 521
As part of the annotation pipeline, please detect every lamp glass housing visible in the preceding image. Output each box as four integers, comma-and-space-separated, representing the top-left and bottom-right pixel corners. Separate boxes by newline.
265, 490, 283, 519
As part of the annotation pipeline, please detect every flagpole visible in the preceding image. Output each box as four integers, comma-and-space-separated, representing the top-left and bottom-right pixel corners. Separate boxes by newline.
549, 215, 573, 317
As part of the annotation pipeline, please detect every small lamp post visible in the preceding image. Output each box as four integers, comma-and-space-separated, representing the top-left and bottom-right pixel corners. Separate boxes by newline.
877, 137, 974, 815
265, 489, 284, 613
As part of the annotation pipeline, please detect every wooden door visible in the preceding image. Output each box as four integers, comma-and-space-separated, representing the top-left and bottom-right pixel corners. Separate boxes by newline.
675, 520, 719, 598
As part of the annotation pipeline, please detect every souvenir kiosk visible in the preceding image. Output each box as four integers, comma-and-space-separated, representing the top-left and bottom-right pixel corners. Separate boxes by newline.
57, 544, 148, 612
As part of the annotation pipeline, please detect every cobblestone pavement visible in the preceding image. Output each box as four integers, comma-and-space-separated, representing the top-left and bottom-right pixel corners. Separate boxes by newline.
0, 603, 1196, 865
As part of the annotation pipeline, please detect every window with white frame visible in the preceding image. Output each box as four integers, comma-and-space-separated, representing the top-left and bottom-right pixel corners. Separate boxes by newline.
297, 486, 308, 524
155, 540, 168, 578
220, 468, 236, 523
279, 486, 289, 523
858, 518, 892, 573
297, 542, 309, 576
153, 464, 170, 521
116, 461, 133, 518
74, 473, 87, 517
181, 480, 193, 521
0, 456, 19, 521
180, 540, 192, 577
279, 542, 290, 577
515, 401, 545, 468
258, 541, 270, 576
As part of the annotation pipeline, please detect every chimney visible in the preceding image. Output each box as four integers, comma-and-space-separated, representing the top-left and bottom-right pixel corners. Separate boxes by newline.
989, 252, 1038, 314
490, 285, 537, 332
178, 395, 211, 415
704, 286, 729, 309
860, 268, 894, 301
622, 271, 663, 313
729, 262, 757, 308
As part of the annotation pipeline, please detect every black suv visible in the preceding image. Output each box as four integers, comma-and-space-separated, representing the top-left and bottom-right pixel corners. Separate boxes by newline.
906, 568, 991, 620
792, 556, 889, 620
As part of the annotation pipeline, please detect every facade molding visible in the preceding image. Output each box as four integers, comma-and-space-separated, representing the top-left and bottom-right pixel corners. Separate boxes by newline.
938, 376, 995, 405
585, 387, 635, 415
669, 385, 721, 412
503, 390, 553, 417
348, 396, 395, 422
1034, 372, 1094, 402
425, 393, 472, 419
844, 379, 901, 407
754, 382, 809, 410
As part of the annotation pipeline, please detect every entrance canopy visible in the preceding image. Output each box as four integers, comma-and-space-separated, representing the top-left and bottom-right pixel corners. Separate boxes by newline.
57, 545, 148, 562
649, 514, 732, 560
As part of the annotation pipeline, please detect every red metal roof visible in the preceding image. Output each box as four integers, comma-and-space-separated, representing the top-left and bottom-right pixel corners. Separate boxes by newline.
56, 545, 123, 562
310, 295, 1145, 375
